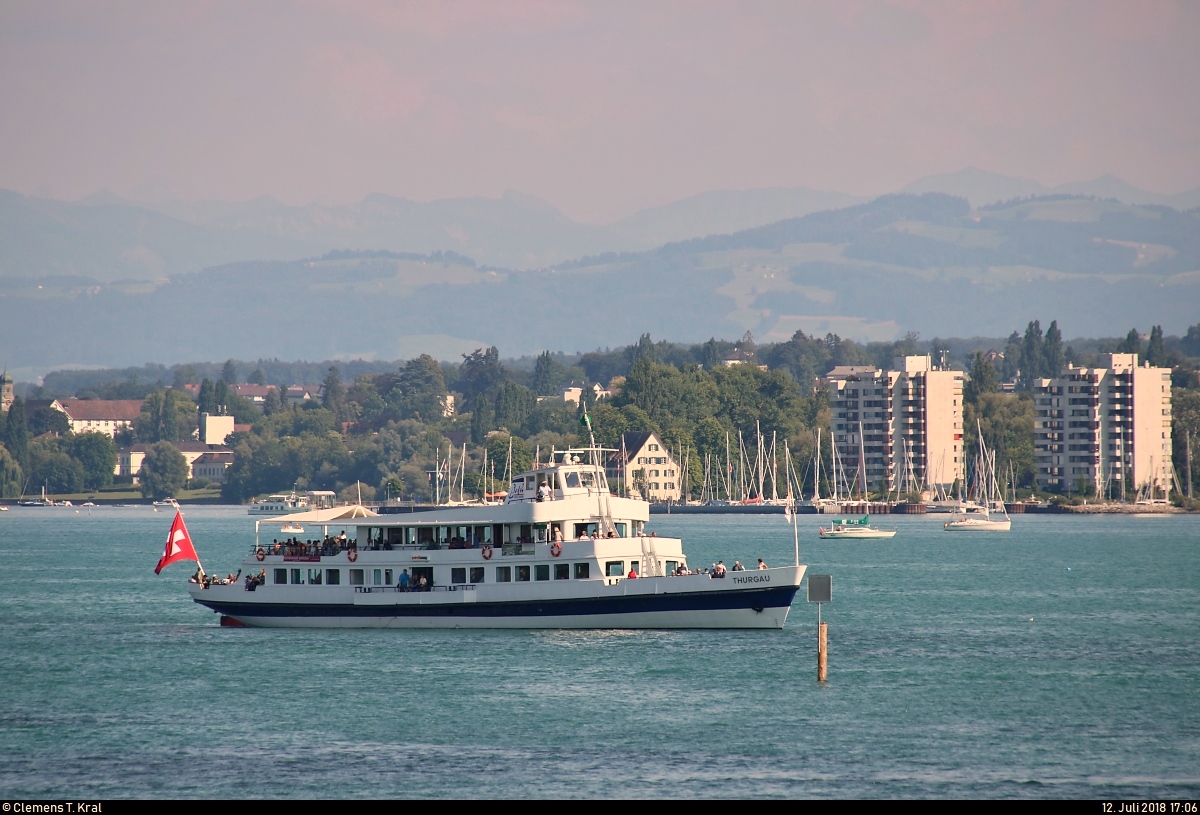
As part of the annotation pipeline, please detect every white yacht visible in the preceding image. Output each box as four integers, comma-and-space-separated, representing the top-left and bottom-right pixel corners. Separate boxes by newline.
246, 490, 336, 516
188, 448, 805, 629
817, 516, 897, 539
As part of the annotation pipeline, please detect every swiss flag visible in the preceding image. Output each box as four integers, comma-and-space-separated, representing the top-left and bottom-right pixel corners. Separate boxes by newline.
155, 511, 200, 574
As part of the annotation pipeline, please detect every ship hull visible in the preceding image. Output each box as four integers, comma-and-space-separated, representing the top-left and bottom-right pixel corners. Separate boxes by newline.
191, 570, 802, 630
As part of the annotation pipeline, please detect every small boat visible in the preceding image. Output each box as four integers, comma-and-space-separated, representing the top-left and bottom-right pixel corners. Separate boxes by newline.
153, 498, 181, 508
944, 422, 1011, 533
818, 515, 896, 539
280, 524, 304, 534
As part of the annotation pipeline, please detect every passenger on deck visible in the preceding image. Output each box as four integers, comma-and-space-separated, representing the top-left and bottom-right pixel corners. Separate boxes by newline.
627, 568, 638, 579
732, 561, 745, 571
398, 569, 410, 592
757, 558, 768, 570
714, 562, 727, 578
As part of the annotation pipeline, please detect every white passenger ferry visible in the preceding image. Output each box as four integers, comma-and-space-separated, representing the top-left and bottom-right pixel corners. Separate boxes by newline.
190, 448, 805, 629
246, 490, 336, 516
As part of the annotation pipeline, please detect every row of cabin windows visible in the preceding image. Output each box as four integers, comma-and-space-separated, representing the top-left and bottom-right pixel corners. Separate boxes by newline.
363, 522, 631, 547
270, 560, 679, 586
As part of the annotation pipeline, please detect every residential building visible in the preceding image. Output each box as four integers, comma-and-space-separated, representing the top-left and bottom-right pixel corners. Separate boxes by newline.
199, 413, 235, 445
284, 385, 322, 407
605, 430, 682, 502
826, 355, 965, 494
53, 399, 143, 438
191, 451, 235, 483
557, 382, 612, 406
231, 384, 277, 403
1033, 354, 1173, 497
117, 442, 234, 482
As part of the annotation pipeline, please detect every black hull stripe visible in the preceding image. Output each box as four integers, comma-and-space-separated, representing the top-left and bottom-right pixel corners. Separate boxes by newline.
196, 585, 798, 619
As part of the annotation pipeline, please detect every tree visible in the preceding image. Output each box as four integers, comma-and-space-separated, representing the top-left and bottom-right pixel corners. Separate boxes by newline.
5, 396, 29, 470
247, 367, 267, 386
0, 446, 23, 499
221, 359, 238, 384
262, 386, 282, 416
322, 366, 345, 419
28, 406, 70, 437
139, 441, 189, 499
1017, 320, 1044, 391
486, 433, 532, 480
1147, 325, 1166, 367
197, 379, 217, 416
458, 347, 504, 402
532, 351, 562, 396
1043, 320, 1065, 378
69, 432, 117, 489
470, 393, 494, 445
964, 353, 999, 406
1122, 327, 1142, 357
393, 355, 449, 422
494, 382, 537, 433
27, 437, 85, 494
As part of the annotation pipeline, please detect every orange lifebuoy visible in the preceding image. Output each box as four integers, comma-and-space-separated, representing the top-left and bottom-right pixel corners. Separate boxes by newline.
256, 548, 266, 561
481, 546, 493, 560
550, 541, 562, 558
347, 548, 358, 562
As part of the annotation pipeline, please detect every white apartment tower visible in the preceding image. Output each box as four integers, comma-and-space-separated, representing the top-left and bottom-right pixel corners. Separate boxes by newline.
1033, 354, 1173, 497
827, 356, 965, 495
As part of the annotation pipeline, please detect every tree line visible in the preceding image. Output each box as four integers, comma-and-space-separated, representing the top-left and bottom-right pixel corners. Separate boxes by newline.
4, 322, 1199, 503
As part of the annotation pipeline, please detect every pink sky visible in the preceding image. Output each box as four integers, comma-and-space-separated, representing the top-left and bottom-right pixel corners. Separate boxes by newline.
1, 0, 1197, 222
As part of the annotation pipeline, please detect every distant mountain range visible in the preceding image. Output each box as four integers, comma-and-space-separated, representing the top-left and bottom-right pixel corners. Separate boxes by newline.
901, 167, 1200, 210
4, 168, 1195, 287
2, 189, 1196, 377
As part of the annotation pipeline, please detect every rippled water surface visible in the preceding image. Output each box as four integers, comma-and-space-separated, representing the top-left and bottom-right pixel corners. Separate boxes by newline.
1, 506, 1197, 799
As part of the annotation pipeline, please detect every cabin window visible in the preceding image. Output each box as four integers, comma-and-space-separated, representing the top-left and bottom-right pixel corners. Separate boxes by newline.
580, 471, 597, 489
474, 526, 491, 545
574, 523, 598, 538
274, 568, 287, 585
574, 562, 591, 579
417, 527, 435, 545
519, 524, 532, 543
470, 567, 485, 584
606, 561, 624, 577
516, 565, 531, 582
496, 566, 512, 582
615, 523, 627, 537
535, 564, 550, 581
308, 568, 323, 585
325, 569, 341, 585
666, 561, 678, 574
628, 562, 639, 576
291, 568, 304, 585
554, 563, 570, 580
385, 569, 393, 585
349, 569, 364, 586
565, 472, 581, 489
373, 569, 382, 585
451, 568, 466, 584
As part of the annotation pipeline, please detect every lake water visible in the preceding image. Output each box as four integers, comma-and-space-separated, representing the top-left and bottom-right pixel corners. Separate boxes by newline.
1, 506, 1197, 799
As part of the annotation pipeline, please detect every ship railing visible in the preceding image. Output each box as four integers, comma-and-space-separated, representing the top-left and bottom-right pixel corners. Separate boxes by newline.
354, 585, 477, 594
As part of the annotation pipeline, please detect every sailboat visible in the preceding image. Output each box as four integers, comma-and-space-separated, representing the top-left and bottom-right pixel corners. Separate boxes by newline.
944, 422, 1011, 532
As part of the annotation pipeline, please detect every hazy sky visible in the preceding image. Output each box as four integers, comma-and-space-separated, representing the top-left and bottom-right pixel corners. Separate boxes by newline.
2, 0, 1197, 223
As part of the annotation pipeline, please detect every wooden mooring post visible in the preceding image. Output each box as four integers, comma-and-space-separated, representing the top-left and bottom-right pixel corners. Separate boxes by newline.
807, 574, 832, 682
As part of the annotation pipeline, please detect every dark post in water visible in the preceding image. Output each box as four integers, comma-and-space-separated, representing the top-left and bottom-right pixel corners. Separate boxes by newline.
807, 574, 832, 682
